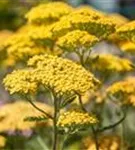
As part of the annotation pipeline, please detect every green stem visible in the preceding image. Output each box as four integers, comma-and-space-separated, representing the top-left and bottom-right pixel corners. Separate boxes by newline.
53, 96, 58, 150
27, 98, 53, 120
78, 94, 86, 112
37, 135, 49, 150
61, 134, 68, 150
97, 110, 126, 133
91, 126, 99, 150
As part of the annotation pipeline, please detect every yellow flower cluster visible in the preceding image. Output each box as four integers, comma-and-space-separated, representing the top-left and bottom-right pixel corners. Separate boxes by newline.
119, 41, 135, 53
28, 54, 100, 96
29, 25, 54, 43
73, 6, 105, 18
0, 30, 13, 49
117, 20, 135, 42
83, 135, 122, 150
25, 2, 73, 25
107, 77, 135, 106
4, 33, 45, 61
107, 77, 135, 95
3, 69, 38, 94
107, 14, 128, 43
52, 12, 116, 39
57, 110, 98, 133
107, 13, 128, 27
0, 101, 53, 132
2, 25, 60, 64
0, 136, 6, 148
56, 30, 99, 52
91, 54, 133, 72
0, 30, 13, 65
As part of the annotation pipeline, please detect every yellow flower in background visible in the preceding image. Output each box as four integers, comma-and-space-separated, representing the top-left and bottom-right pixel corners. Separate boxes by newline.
119, 41, 135, 53
107, 13, 129, 27
117, 20, 135, 42
0, 101, 53, 132
3, 29, 60, 64
107, 77, 135, 95
90, 54, 134, 72
56, 30, 99, 52
3, 33, 42, 61
0, 30, 13, 48
107, 14, 128, 44
52, 12, 116, 39
74, 5, 105, 18
0, 30, 13, 64
107, 77, 135, 106
28, 54, 100, 96
25, 2, 73, 25
83, 135, 123, 150
3, 69, 38, 94
57, 110, 98, 133
0, 136, 6, 148
29, 24, 54, 43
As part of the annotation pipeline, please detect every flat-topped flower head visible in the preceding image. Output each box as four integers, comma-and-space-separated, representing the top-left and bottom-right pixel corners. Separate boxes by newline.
3, 69, 38, 95
107, 77, 135, 96
119, 41, 135, 53
56, 30, 99, 52
0, 30, 13, 49
28, 54, 100, 96
117, 21, 135, 42
107, 13, 129, 27
29, 24, 55, 47
57, 110, 98, 133
74, 6, 105, 18
0, 136, 6, 148
0, 101, 53, 132
107, 77, 135, 106
52, 13, 116, 39
90, 54, 134, 72
83, 135, 122, 150
3, 30, 59, 64
25, 2, 73, 25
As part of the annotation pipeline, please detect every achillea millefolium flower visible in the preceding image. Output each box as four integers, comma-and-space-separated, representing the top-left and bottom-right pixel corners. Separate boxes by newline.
119, 41, 135, 53
3, 69, 38, 94
52, 12, 116, 39
107, 77, 135, 106
83, 135, 123, 150
90, 54, 134, 72
28, 54, 100, 96
25, 2, 73, 25
73, 6, 105, 18
56, 30, 99, 52
3, 54, 100, 96
0, 136, 6, 148
107, 13, 129, 27
0, 101, 53, 132
4, 33, 45, 61
3, 27, 61, 64
117, 20, 135, 42
57, 110, 98, 133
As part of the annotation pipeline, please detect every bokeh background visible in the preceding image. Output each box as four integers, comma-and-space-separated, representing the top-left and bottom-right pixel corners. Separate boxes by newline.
0, 0, 135, 31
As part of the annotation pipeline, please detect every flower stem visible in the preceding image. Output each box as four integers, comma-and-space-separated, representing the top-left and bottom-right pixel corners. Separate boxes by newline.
77, 93, 86, 112
27, 98, 53, 120
97, 107, 126, 133
91, 126, 99, 150
53, 96, 58, 150
37, 135, 49, 150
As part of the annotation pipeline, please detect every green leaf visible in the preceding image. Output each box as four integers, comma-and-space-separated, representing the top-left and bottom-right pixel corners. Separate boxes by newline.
60, 95, 76, 108
23, 115, 48, 122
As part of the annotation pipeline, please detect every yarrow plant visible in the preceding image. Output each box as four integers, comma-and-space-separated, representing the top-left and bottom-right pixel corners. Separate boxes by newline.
1, 1, 135, 150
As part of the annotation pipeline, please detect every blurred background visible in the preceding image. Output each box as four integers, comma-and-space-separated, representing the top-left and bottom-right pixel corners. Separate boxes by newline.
0, 0, 135, 31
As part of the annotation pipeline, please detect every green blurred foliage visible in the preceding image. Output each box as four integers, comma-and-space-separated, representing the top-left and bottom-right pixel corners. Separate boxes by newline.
0, 0, 49, 30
